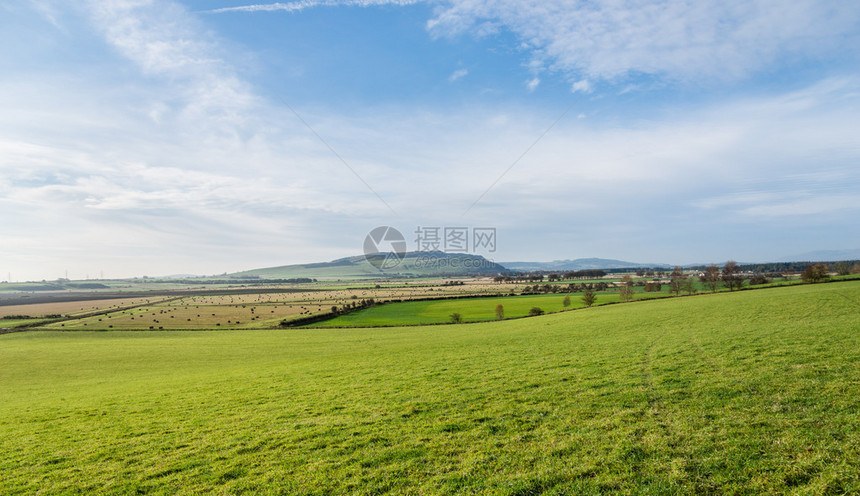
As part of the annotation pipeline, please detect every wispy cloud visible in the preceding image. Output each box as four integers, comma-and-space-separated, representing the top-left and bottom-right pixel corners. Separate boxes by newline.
448, 68, 468, 82
206, 0, 421, 14
738, 195, 860, 218
208, 0, 860, 89
571, 79, 591, 93
428, 0, 860, 85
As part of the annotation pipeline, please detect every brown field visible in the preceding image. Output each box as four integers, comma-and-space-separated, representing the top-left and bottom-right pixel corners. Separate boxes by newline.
0, 297, 171, 318
41, 279, 528, 330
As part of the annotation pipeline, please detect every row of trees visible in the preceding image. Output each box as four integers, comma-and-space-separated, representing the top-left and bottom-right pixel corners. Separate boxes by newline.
831, 261, 860, 276
330, 298, 377, 315
522, 282, 610, 294
692, 262, 743, 292
494, 270, 609, 283
648, 259, 843, 298
500, 260, 858, 288
703, 260, 860, 276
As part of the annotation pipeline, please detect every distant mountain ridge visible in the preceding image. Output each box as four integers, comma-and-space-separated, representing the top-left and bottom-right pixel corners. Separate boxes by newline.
501, 258, 669, 272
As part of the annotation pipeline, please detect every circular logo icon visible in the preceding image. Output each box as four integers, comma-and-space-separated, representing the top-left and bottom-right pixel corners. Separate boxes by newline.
363, 226, 407, 270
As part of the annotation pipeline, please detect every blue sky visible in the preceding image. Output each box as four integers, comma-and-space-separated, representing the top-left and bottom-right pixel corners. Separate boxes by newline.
2, 0, 860, 280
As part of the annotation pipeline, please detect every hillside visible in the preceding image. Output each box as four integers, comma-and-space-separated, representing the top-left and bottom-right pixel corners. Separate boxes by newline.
230, 251, 506, 279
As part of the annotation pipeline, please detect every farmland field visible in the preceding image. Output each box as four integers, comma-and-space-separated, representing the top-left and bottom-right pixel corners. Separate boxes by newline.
32, 280, 525, 330
1, 281, 859, 494
0, 297, 171, 319
307, 291, 670, 327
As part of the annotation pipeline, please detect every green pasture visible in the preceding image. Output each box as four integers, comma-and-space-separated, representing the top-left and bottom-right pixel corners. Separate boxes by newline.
1, 281, 859, 494
309, 291, 670, 327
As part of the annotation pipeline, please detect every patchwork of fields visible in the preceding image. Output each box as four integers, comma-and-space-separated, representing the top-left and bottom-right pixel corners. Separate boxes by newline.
2, 281, 859, 494
4, 281, 521, 330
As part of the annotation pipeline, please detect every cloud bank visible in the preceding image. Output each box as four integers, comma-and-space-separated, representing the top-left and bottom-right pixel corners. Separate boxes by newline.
1, 0, 858, 280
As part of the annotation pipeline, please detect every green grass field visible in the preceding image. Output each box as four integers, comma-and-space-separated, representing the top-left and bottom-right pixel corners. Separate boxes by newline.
309, 294, 578, 327
309, 291, 676, 327
2, 281, 859, 494
0, 318, 51, 329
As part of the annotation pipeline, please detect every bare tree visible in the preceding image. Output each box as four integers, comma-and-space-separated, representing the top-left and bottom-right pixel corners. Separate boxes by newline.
832, 261, 851, 276
680, 277, 695, 294
669, 266, 685, 295
701, 264, 721, 292
495, 304, 504, 320
562, 295, 571, 308
722, 261, 743, 291
619, 274, 634, 302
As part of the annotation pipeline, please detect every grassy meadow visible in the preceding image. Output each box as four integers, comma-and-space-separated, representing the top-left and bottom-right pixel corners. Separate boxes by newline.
1, 281, 859, 494
308, 292, 669, 327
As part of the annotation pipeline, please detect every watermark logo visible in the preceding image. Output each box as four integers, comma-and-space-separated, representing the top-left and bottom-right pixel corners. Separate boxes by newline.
415, 226, 496, 253
363, 226, 407, 270
363, 226, 498, 271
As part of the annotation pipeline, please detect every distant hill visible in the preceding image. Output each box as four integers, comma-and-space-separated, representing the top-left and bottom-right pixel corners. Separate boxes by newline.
227, 249, 860, 280
501, 258, 668, 272
230, 251, 506, 279
775, 249, 860, 263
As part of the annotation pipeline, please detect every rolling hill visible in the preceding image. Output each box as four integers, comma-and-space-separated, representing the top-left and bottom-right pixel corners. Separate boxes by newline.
230, 251, 506, 279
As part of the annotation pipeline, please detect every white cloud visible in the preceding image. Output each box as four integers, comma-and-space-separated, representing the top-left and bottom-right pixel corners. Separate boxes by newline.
525, 77, 540, 92
4, 67, 860, 276
571, 79, 591, 93
205, 0, 421, 14
208, 1, 859, 89
0, 1, 412, 279
738, 196, 860, 217
428, 0, 860, 84
86, 0, 258, 126
28, 0, 64, 30
448, 68, 468, 82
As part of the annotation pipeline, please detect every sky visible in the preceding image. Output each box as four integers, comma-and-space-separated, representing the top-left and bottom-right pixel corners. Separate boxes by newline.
2, 0, 860, 280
